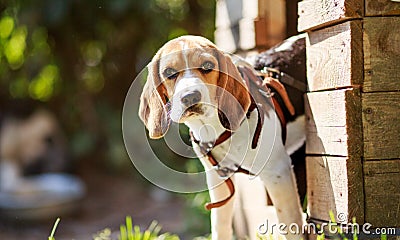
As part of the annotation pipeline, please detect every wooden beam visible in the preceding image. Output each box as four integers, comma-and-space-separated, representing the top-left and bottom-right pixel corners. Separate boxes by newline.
363, 17, 400, 92
306, 21, 363, 92
362, 92, 400, 160
365, 0, 400, 16
286, 0, 300, 36
265, 0, 286, 46
364, 159, 400, 227
305, 88, 363, 157
298, 0, 363, 32
307, 156, 364, 223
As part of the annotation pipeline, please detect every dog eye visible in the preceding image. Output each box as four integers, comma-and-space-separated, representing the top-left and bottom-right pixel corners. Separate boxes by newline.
163, 68, 179, 80
200, 61, 215, 73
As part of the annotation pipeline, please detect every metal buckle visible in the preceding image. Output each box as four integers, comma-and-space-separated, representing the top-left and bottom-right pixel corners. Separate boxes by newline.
259, 89, 274, 98
214, 165, 236, 179
199, 142, 214, 155
260, 67, 281, 80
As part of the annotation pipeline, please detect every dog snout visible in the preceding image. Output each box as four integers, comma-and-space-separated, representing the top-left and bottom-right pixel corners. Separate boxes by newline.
181, 90, 201, 107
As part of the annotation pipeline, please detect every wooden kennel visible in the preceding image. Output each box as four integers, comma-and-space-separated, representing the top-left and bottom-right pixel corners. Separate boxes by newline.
298, 0, 400, 235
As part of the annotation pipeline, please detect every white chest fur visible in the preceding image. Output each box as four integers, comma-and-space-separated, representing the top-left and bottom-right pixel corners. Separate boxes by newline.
187, 108, 305, 174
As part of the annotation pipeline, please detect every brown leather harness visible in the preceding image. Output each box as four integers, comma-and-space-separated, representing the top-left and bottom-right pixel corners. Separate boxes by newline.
190, 102, 258, 210
190, 65, 298, 210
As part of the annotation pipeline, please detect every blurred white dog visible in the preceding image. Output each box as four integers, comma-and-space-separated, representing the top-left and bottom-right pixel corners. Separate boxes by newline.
0, 109, 67, 193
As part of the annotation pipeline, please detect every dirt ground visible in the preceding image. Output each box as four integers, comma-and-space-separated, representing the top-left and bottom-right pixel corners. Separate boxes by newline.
0, 168, 186, 240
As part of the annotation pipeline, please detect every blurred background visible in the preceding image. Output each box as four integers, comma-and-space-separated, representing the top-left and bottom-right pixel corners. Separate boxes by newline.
3, 0, 393, 239
0, 0, 215, 239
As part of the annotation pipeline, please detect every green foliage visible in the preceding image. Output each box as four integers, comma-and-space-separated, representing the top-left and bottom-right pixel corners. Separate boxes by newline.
257, 234, 285, 240
48, 218, 61, 240
3, 2, 216, 237
48, 217, 180, 240
29, 64, 60, 101
0, 0, 216, 167
0, 11, 59, 100
93, 228, 113, 240
0, 16, 14, 38
118, 216, 180, 240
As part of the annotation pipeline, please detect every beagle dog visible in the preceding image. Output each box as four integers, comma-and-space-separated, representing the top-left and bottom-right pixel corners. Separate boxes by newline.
139, 35, 305, 240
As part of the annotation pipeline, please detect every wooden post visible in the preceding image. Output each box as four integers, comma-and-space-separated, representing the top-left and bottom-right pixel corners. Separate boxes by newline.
298, 0, 400, 236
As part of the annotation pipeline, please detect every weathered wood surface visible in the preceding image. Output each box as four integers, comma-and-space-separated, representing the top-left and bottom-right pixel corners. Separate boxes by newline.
362, 92, 400, 160
306, 156, 364, 223
254, 17, 269, 48
363, 17, 400, 92
365, 0, 400, 16
298, 0, 363, 32
306, 21, 363, 92
364, 159, 400, 227
305, 88, 362, 157
307, 17, 400, 93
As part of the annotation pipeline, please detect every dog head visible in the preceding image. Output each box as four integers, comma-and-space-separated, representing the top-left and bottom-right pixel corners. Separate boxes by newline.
139, 35, 251, 139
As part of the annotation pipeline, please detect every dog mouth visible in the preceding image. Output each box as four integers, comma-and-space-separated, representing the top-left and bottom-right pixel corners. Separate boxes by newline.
170, 103, 205, 123
170, 101, 213, 123
182, 104, 204, 117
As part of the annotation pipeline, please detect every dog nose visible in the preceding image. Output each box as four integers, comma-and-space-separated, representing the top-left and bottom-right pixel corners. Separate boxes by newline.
181, 90, 201, 107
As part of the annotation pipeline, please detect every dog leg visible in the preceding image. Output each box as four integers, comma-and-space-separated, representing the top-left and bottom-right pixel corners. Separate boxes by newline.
200, 156, 235, 240
208, 173, 235, 240
260, 151, 305, 240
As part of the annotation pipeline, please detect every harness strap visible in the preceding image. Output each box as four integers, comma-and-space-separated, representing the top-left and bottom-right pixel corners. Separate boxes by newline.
271, 97, 287, 144
204, 177, 235, 210
260, 67, 307, 93
196, 141, 252, 210
251, 102, 263, 149
190, 103, 258, 210
190, 132, 256, 176
214, 130, 231, 146
239, 65, 289, 143
263, 77, 295, 116
190, 132, 252, 210
190, 66, 295, 211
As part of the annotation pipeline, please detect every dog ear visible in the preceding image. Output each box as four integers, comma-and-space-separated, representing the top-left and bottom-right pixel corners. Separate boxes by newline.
216, 52, 251, 131
139, 57, 170, 139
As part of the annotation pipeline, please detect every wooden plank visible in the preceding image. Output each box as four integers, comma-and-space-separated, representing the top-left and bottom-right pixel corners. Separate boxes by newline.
298, 0, 363, 32
365, 0, 400, 16
363, 17, 400, 92
306, 21, 363, 92
364, 160, 400, 227
362, 92, 400, 160
305, 89, 363, 157
255, 17, 269, 48
262, 0, 287, 47
306, 17, 399, 93
254, 0, 288, 49
307, 156, 364, 223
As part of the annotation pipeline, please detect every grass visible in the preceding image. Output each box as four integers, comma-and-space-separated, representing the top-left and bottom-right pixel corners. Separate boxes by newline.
48, 216, 180, 240
118, 216, 179, 240
48, 214, 390, 240
48, 218, 60, 240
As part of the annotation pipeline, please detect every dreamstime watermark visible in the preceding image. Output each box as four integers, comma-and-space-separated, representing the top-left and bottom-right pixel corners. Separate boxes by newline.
258, 219, 399, 238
